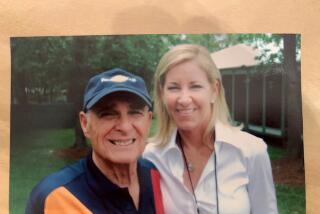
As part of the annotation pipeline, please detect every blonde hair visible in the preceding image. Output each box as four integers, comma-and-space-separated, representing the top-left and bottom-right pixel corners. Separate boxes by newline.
151, 44, 234, 147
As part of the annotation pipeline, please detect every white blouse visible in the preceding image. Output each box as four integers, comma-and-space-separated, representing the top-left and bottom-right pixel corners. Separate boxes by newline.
143, 122, 278, 214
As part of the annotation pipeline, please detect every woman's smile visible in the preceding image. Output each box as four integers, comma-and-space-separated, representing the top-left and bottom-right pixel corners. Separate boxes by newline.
175, 107, 196, 115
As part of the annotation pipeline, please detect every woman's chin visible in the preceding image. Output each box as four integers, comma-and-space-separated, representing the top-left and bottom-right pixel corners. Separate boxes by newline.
176, 123, 197, 132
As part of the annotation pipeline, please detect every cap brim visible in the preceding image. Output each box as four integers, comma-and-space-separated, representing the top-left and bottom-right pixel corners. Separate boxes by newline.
85, 87, 152, 111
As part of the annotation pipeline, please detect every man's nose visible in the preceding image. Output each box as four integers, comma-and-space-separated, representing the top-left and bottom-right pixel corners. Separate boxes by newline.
115, 116, 133, 132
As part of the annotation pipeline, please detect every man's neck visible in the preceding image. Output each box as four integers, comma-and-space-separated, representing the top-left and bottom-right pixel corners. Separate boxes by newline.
92, 153, 140, 209
92, 153, 138, 187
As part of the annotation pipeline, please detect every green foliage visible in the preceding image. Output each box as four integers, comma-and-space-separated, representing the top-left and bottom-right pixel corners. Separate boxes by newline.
11, 33, 300, 104
10, 129, 76, 214
149, 118, 158, 137
268, 146, 286, 160
11, 37, 73, 103
11, 35, 170, 104
217, 34, 284, 64
276, 185, 306, 214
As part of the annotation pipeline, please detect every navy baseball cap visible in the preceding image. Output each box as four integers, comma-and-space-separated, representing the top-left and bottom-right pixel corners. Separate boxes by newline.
83, 68, 152, 112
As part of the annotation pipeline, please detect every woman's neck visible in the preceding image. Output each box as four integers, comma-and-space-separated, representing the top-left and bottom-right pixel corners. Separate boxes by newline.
179, 130, 203, 148
178, 127, 214, 150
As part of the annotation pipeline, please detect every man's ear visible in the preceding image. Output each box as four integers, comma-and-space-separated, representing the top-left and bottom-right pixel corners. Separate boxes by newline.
145, 110, 153, 140
79, 111, 90, 138
147, 110, 153, 121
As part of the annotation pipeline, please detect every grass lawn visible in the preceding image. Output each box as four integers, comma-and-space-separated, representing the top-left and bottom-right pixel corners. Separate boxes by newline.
268, 145, 287, 160
10, 124, 305, 214
10, 129, 76, 214
276, 185, 305, 214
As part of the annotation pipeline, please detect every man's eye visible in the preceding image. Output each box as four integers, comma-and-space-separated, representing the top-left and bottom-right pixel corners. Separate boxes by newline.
98, 112, 115, 118
129, 110, 144, 115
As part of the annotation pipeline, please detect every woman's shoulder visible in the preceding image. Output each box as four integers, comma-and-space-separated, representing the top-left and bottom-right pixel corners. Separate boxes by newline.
144, 140, 164, 156
143, 140, 172, 168
226, 127, 268, 158
144, 133, 176, 154
236, 129, 265, 145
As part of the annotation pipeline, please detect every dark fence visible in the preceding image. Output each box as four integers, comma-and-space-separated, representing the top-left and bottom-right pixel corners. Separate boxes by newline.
221, 64, 288, 139
11, 103, 76, 131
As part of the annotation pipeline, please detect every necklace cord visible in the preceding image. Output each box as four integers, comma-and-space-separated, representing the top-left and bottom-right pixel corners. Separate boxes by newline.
177, 134, 200, 214
214, 151, 219, 214
177, 133, 220, 214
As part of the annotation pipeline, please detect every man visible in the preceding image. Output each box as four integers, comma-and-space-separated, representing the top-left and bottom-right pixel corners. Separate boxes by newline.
26, 68, 164, 214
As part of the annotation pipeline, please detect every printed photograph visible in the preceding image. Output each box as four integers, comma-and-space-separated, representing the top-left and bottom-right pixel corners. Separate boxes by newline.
10, 34, 303, 214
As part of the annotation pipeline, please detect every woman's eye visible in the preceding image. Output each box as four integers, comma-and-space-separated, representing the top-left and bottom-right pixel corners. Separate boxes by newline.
167, 86, 179, 91
191, 84, 203, 89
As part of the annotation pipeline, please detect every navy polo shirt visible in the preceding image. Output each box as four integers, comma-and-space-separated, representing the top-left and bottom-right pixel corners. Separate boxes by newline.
25, 154, 164, 214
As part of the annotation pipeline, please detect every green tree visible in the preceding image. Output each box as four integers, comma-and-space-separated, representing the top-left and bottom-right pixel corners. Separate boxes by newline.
68, 37, 90, 148
11, 37, 73, 104
283, 34, 303, 158
11, 34, 232, 148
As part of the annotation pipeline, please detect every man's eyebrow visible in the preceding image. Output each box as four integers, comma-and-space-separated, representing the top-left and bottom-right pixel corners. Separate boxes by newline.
128, 102, 146, 110
93, 102, 116, 112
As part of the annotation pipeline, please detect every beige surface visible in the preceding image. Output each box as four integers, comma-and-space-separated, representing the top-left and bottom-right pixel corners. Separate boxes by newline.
1, 0, 319, 213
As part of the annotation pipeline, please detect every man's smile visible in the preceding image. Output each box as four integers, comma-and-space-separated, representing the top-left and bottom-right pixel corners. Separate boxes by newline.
108, 139, 136, 146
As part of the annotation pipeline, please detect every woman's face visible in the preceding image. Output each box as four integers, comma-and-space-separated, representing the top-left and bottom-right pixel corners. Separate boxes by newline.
162, 60, 216, 132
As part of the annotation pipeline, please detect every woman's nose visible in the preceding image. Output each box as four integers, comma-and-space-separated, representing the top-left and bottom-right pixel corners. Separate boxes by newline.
177, 90, 192, 105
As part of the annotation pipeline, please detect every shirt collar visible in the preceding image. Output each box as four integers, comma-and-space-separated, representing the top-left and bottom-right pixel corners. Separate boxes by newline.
215, 121, 242, 149
159, 129, 180, 156
160, 121, 242, 157
85, 154, 155, 213
85, 154, 123, 196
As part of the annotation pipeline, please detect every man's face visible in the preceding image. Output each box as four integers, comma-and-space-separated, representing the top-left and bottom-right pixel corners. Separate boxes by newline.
80, 93, 152, 165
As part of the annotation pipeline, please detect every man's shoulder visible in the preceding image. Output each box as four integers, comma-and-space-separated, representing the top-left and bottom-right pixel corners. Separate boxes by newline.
26, 158, 87, 212
138, 157, 158, 170
26, 159, 86, 214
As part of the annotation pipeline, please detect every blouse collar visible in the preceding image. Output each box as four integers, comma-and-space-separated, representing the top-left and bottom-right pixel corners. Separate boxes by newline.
159, 121, 243, 158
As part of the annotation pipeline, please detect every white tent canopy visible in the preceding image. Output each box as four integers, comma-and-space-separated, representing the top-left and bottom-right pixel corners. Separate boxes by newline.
211, 44, 262, 69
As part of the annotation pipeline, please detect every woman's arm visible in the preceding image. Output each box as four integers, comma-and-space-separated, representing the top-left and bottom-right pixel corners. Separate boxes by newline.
247, 142, 278, 214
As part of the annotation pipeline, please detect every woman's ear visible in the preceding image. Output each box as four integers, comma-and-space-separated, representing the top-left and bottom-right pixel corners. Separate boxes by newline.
79, 111, 90, 138
211, 80, 220, 103
158, 84, 164, 100
158, 85, 167, 107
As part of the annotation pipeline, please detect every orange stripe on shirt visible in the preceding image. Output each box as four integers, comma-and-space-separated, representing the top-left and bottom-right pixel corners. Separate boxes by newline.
44, 186, 92, 214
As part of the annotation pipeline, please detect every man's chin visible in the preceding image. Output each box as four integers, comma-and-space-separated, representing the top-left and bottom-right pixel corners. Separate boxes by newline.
108, 155, 140, 165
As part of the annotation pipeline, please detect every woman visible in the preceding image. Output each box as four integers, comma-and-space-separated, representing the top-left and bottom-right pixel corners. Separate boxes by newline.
144, 44, 278, 214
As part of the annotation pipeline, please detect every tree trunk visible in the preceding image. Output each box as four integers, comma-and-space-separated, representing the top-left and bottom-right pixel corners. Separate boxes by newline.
72, 96, 87, 148
14, 72, 28, 104
69, 37, 88, 148
283, 34, 303, 158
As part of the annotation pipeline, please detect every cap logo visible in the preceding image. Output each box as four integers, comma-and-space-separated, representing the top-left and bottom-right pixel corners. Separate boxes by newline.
101, 75, 136, 83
